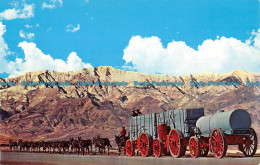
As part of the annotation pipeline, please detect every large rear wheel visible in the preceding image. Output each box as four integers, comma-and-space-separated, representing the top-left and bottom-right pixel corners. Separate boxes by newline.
137, 133, 153, 157
210, 128, 227, 159
239, 129, 257, 157
168, 129, 184, 158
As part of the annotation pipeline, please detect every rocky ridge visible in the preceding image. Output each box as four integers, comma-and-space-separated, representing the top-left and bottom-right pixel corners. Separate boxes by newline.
0, 66, 259, 146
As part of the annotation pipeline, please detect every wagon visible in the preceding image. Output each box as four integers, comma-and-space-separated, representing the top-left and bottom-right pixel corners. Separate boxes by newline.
125, 108, 204, 157
125, 108, 258, 159
190, 109, 258, 158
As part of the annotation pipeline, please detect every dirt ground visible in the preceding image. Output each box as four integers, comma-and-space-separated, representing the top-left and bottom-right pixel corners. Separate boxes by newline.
0, 151, 260, 165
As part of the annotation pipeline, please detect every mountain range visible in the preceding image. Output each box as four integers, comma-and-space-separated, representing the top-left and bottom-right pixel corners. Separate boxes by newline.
0, 66, 259, 147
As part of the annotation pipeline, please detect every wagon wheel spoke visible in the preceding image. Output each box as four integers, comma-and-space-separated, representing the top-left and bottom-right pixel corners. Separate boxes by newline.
212, 136, 217, 141
249, 145, 253, 151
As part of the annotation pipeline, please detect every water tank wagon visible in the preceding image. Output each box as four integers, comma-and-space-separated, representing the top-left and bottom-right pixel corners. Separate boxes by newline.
196, 109, 251, 135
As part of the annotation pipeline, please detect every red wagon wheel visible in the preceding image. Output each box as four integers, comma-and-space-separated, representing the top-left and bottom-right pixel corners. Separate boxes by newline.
125, 140, 135, 157
189, 136, 200, 158
153, 138, 163, 158
210, 128, 227, 159
168, 129, 184, 158
138, 133, 153, 157
239, 129, 257, 157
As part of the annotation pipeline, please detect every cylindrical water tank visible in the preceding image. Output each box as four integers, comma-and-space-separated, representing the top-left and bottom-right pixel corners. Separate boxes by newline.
196, 109, 251, 135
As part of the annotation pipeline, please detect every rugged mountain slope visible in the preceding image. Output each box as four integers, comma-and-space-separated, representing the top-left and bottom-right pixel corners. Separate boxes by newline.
0, 66, 259, 146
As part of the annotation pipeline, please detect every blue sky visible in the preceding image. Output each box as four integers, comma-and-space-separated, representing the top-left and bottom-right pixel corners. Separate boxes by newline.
0, 0, 259, 77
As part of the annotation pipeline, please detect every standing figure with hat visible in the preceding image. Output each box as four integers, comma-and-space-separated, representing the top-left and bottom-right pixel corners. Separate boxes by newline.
119, 126, 127, 144
120, 126, 126, 138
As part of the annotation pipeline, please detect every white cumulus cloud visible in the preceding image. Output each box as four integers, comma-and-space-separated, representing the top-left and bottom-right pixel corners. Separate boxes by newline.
7, 42, 92, 77
123, 30, 260, 75
66, 24, 80, 33
42, 0, 63, 9
0, 3, 34, 20
0, 22, 92, 77
19, 30, 35, 40
0, 22, 9, 73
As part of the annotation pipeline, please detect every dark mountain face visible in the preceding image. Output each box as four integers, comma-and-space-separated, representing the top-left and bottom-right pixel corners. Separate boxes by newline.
0, 67, 259, 146
0, 108, 12, 120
